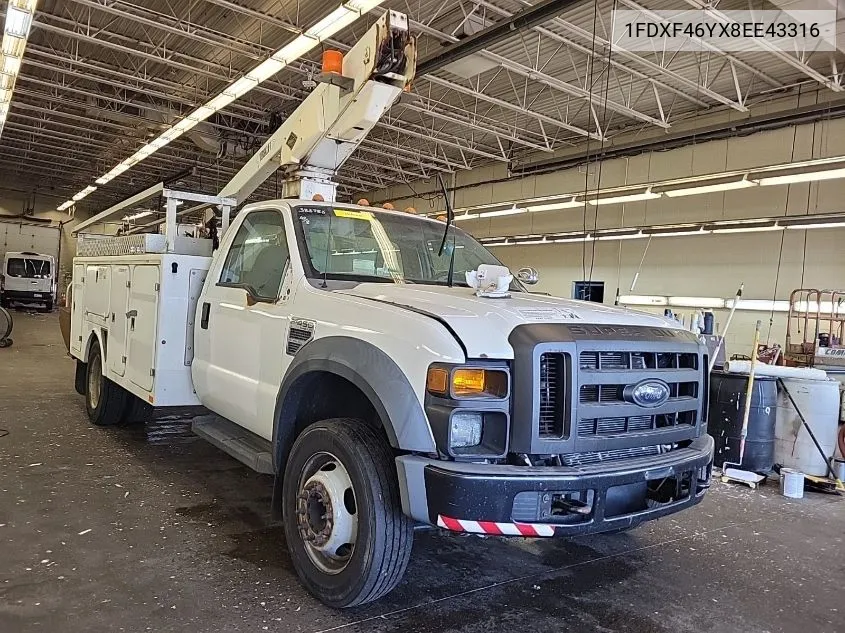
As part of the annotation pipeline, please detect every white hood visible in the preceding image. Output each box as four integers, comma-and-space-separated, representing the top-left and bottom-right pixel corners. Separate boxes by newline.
337, 284, 682, 359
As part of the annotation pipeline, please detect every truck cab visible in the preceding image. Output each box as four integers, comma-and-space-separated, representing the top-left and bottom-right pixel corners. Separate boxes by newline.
70, 198, 714, 608
1, 251, 56, 311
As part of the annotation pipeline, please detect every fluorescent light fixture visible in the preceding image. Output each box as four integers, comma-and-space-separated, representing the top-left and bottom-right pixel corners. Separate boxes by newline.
594, 230, 645, 241
86, 2, 385, 188
551, 233, 593, 243
2, 54, 21, 75
668, 296, 726, 309
123, 210, 154, 221
757, 167, 845, 186
246, 58, 286, 83
709, 223, 782, 234
272, 35, 319, 63
483, 241, 513, 247
57, 201, 73, 211
0, 86, 11, 102
223, 75, 259, 99
453, 212, 480, 222
644, 225, 709, 237
617, 295, 668, 306
2, 34, 26, 58
306, 6, 358, 41
4, 5, 33, 38
187, 105, 216, 121
785, 221, 845, 230
662, 176, 758, 198
725, 299, 791, 312
172, 118, 197, 134
586, 188, 661, 206
72, 185, 97, 201
478, 206, 526, 218
525, 198, 581, 212
345, 0, 386, 11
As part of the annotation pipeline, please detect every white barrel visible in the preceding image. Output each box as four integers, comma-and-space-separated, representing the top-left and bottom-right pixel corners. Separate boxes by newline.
780, 468, 804, 499
775, 378, 840, 476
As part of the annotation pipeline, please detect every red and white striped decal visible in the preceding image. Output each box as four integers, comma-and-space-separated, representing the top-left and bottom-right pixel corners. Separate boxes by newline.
437, 515, 556, 537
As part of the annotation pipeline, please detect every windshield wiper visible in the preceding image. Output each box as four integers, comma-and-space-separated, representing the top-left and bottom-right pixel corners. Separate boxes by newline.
436, 173, 457, 288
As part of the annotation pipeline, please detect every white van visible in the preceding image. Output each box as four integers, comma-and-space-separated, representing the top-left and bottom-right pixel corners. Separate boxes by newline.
1, 251, 56, 311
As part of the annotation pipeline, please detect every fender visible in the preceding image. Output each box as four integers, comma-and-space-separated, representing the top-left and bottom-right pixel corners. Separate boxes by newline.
83, 328, 106, 363
271, 336, 437, 473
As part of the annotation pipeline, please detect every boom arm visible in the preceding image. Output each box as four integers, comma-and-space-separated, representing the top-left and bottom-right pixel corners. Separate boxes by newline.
218, 10, 415, 204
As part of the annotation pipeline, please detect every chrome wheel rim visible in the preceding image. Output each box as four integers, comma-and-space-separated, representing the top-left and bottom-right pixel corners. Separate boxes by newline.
296, 452, 358, 575
88, 353, 102, 409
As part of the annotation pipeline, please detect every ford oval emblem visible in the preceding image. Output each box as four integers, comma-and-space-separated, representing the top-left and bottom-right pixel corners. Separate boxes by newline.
624, 379, 671, 408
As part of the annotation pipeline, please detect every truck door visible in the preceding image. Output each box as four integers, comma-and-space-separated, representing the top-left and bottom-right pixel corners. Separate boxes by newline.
192, 208, 296, 440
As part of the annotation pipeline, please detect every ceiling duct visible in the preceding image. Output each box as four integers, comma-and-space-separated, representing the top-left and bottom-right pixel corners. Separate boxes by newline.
83, 96, 255, 158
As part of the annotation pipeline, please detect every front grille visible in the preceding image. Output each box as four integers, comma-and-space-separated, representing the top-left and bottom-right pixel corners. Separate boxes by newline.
559, 445, 661, 467
579, 351, 697, 370
578, 411, 696, 436
536, 347, 701, 445
579, 382, 698, 403
539, 353, 564, 437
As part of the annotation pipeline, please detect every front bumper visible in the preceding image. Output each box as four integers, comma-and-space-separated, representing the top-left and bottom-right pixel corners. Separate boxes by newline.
396, 434, 714, 537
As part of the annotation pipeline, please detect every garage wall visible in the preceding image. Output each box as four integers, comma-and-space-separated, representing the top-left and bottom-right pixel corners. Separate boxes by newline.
371, 98, 845, 359
494, 229, 844, 358
0, 187, 90, 295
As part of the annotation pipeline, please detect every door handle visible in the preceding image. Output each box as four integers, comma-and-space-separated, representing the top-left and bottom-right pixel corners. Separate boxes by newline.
200, 302, 210, 329
126, 309, 137, 318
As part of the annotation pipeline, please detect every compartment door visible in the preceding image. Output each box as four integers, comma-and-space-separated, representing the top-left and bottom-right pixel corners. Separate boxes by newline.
126, 265, 160, 392
70, 264, 86, 356
108, 265, 131, 377
85, 265, 110, 318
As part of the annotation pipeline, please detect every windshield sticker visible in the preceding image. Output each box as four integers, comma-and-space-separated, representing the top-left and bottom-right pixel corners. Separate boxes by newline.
517, 307, 582, 321
334, 209, 374, 220
298, 207, 326, 215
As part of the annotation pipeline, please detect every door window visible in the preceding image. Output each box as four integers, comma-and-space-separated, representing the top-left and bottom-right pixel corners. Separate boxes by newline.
219, 210, 289, 300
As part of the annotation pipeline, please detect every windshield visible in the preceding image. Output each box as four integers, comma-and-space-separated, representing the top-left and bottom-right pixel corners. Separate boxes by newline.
295, 206, 514, 288
7, 257, 51, 278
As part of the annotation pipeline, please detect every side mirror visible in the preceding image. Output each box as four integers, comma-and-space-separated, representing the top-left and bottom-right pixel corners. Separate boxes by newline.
516, 267, 539, 285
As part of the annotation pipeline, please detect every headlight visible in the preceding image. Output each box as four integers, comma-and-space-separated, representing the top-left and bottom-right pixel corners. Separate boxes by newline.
450, 412, 483, 448
426, 366, 509, 399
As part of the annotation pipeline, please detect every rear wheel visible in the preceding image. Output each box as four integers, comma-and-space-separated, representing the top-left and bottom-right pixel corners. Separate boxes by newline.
85, 340, 128, 426
282, 418, 413, 608
43, 300, 53, 313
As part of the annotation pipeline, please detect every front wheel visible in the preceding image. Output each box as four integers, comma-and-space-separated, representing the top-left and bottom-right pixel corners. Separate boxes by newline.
282, 419, 413, 608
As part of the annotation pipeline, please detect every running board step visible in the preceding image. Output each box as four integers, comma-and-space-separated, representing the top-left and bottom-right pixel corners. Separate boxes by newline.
191, 414, 274, 474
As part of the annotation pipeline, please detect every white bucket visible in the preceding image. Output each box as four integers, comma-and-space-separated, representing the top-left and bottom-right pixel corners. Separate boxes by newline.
780, 468, 804, 499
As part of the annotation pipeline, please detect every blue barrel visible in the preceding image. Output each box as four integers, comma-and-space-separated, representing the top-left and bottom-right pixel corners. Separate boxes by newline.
708, 371, 777, 474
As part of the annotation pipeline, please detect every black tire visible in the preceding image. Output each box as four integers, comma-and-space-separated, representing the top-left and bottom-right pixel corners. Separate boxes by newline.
44, 300, 53, 313
74, 360, 87, 395
282, 418, 413, 608
0, 338, 11, 348
122, 397, 153, 425
85, 340, 129, 426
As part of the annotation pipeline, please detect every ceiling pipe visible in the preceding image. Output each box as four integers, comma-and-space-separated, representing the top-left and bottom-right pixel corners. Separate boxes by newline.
513, 100, 845, 177
415, 0, 582, 76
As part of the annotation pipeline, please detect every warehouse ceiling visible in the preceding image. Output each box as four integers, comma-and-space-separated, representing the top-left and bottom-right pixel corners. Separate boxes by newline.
1, 0, 844, 212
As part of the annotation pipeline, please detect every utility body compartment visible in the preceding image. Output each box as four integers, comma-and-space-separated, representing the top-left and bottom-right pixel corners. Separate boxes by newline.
70, 253, 211, 407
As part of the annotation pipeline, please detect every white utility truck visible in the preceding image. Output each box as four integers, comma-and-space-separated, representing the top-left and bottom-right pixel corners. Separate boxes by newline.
68, 10, 713, 607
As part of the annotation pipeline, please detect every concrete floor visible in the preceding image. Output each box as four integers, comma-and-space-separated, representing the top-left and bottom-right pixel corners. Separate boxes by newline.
1, 312, 843, 633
